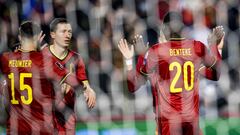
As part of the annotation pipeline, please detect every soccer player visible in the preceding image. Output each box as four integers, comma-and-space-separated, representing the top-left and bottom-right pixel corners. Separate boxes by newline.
0, 21, 84, 134
123, 30, 223, 134
42, 18, 96, 134
118, 12, 224, 135
127, 28, 224, 101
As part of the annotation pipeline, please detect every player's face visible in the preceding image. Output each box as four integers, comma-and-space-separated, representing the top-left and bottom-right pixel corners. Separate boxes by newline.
52, 23, 72, 47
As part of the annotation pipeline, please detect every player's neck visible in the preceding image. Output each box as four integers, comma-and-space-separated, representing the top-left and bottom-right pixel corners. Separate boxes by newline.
50, 44, 68, 59
20, 40, 37, 51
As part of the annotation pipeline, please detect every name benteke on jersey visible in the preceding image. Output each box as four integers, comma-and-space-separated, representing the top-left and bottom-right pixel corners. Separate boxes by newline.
169, 48, 192, 56
9, 60, 32, 67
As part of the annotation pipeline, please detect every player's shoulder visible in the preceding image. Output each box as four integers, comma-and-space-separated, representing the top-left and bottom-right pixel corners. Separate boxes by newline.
41, 45, 49, 51
41, 45, 51, 55
191, 40, 207, 51
0, 51, 10, 57
0, 51, 21, 59
68, 49, 83, 59
188, 40, 208, 56
149, 41, 176, 51
150, 43, 161, 49
191, 39, 205, 46
148, 43, 161, 52
180, 39, 206, 50
0, 52, 10, 62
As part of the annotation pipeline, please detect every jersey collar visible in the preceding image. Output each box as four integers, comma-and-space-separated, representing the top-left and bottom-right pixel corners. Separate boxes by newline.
18, 48, 37, 52
169, 37, 185, 41
49, 45, 69, 61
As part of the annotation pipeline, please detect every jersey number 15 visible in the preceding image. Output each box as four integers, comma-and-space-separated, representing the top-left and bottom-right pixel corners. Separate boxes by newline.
8, 73, 33, 105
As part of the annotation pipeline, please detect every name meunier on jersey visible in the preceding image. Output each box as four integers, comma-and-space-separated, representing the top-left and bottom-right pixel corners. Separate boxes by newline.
169, 48, 192, 56
8, 60, 32, 67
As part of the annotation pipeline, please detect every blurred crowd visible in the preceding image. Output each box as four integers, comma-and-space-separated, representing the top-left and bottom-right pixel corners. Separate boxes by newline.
0, 0, 239, 124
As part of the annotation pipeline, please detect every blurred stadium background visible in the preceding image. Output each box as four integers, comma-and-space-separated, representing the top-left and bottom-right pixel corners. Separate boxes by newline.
0, 0, 240, 134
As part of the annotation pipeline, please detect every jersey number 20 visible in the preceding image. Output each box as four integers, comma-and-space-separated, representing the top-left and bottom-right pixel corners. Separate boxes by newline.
8, 73, 33, 105
169, 61, 194, 93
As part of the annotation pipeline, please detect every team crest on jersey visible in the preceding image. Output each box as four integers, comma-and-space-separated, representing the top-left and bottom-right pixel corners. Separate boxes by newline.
55, 61, 64, 70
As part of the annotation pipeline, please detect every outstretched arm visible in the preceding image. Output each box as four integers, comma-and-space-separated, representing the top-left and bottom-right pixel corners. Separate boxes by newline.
60, 62, 96, 109
118, 39, 135, 70
118, 37, 149, 92
118, 32, 167, 92
200, 26, 225, 80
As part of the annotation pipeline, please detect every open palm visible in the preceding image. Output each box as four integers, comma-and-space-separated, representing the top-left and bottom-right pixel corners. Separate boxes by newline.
132, 35, 148, 55
118, 38, 134, 59
208, 26, 225, 48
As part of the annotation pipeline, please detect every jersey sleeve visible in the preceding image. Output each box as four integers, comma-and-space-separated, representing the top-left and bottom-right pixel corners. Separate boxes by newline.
0, 54, 7, 74
76, 55, 88, 81
195, 41, 217, 67
196, 41, 221, 80
140, 48, 158, 75
199, 66, 219, 81
199, 45, 222, 81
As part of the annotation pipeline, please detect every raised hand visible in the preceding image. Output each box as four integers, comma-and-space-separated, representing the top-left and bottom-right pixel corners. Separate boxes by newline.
38, 31, 46, 44
207, 26, 225, 47
38, 30, 49, 50
118, 38, 134, 60
132, 34, 149, 55
217, 34, 225, 50
214, 26, 225, 50
214, 26, 225, 45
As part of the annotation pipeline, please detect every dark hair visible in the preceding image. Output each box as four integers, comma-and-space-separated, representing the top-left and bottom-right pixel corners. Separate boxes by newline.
162, 12, 184, 38
50, 18, 68, 32
147, 27, 159, 47
19, 21, 41, 38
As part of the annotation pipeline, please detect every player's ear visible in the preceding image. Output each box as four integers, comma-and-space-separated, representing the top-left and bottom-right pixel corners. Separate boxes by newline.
50, 32, 55, 38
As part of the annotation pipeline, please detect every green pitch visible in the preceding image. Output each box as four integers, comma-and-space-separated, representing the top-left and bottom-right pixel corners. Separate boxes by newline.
0, 118, 239, 134
200, 117, 240, 135
76, 118, 240, 135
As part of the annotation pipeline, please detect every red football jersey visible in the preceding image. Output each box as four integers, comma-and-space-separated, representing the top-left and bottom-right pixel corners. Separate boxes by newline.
140, 39, 220, 123
42, 47, 87, 83
42, 46, 88, 133
0, 50, 80, 135
127, 43, 221, 115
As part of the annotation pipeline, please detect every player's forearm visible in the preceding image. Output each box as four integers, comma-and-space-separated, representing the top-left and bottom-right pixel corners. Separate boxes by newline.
199, 66, 219, 81
63, 73, 83, 88
127, 69, 147, 93
210, 45, 222, 61
200, 46, 222, 81
210, 45, 222, 79
126, 59, 140, 92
